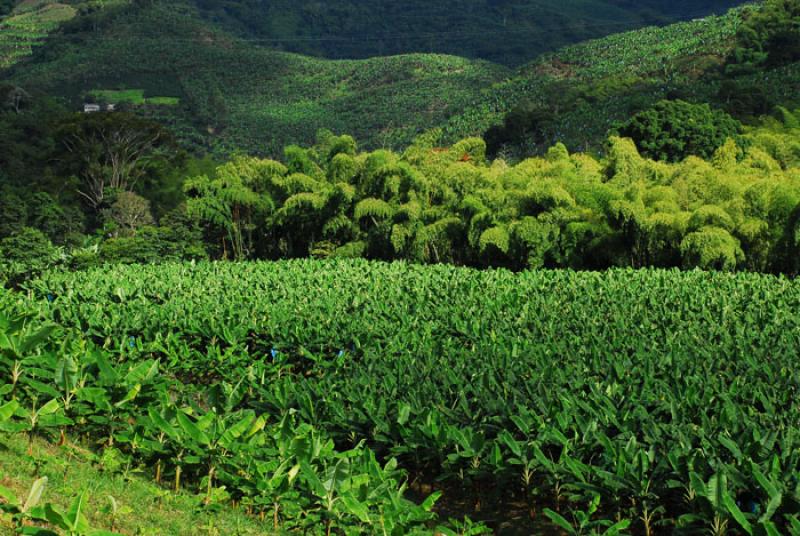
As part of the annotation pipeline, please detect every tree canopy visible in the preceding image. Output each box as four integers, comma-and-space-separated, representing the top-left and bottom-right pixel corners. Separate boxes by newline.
615, 100, 743, 162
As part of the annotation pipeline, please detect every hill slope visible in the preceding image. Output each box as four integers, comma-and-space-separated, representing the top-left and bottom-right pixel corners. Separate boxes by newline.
3, 0, 797, 158
5, 0, 509, 154
439, 5, 800, 155
193, 0, 745, 66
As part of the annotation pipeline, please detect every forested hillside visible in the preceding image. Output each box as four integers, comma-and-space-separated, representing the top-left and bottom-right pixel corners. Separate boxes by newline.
4, 0, 786, 157
447, 3, 800, 158
2, 0, 799, 276
193, 0, 745, 65
3, 0, 509, 154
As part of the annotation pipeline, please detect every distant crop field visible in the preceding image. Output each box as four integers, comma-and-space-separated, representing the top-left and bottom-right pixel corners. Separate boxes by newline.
89, 88, 180, 105
0, 1, 76, 68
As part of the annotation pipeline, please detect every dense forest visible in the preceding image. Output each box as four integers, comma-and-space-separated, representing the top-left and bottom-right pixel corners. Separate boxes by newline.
2, 1, 800, 535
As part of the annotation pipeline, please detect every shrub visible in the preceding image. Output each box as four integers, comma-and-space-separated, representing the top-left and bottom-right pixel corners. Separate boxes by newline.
616, 100, 743, 162
0, 227, 61, 286
99, 226, 207, 264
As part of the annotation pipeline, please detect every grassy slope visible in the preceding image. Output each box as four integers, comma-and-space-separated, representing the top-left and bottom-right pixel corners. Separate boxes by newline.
0, 434, 273, 535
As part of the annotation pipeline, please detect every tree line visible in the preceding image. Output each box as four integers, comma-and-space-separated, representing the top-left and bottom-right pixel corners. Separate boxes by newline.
2, 99, 799, 284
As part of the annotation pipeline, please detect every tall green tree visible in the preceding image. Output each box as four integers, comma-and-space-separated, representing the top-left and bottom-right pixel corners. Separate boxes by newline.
615, 100, 742, 162
184, 157, 275, 260
728, 0, 800, 71
58, 113, 178, 210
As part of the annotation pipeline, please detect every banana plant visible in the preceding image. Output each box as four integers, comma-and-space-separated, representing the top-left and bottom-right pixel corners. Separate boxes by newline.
86, 357, 163, 447
592, 434, 665, 535
176, 407, 265, 504
0, 476, 48, 532
0, 314, 57, 361
99, 496, 131, 533
680, 471, 739, 536
717, 459, 795, 536
141, 406, 182, 485
444, 425, 491, 512
0, 314, 58, 405
43, 491, 121, 536
533, 442, 571, 512
544, 494, 632, 536
15, 398, 69, 455
242, 458, 302, 529
498, 430, 542, 518
434, 516, 492, 535
0, 398, 19, 426
54, 355, 81, 446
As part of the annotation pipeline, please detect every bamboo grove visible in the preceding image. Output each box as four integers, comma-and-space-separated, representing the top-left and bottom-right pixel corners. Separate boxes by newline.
183, 110, 800, 275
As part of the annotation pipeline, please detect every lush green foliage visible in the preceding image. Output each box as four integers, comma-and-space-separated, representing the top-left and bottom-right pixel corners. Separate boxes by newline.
0, 103, 208, 280
0, 228, 63, 287
193, 0, 743, 66
454, 5, 800, 158
1, 1, 799, 533
3, 0, 768, 156
5, 0, 509, 155
3, 1, 796, 161
4, 259, 800, 533
0, 294, 448, 534
444, 9, 749, 153
181, 116, 800, 274
2, 103, 800, 281
615, 100, 743, 162
728, 0, 800, 72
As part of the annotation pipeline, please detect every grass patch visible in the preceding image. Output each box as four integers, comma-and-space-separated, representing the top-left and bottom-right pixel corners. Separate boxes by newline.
0, 433, 274, 535
89, 89, 181, 106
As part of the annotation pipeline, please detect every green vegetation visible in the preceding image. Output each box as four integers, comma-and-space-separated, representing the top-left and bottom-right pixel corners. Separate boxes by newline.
3, 0, 767, 156
6, 0, 509, 154
0, 287, 457, 534
451, 3, 800, 159
177, 115, 800, 274
192, 0, 743, 66
89, 89, 180, 106
0, 434, 282, 534
0, 1, 77, 68
0, 227, 62, 286
0, 0, 132, 69
3, 107, 800, 282
443, 9, 748, 153
614, 100, 743, 162
4, 1, 795, 159
1, 1, 800, 534
728, 0, 800, 72
2, 260, 800, 533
